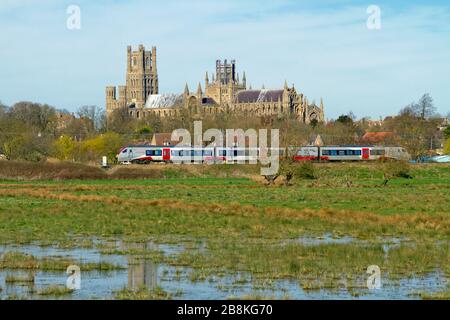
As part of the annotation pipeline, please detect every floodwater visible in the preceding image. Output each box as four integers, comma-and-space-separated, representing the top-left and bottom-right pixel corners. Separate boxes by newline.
0, 238, 448, 300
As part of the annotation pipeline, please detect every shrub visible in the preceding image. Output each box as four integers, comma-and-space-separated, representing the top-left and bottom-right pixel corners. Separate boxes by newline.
379, 160, 412, 185
52, 135, 77, 161
80, 132, 125, 163
444, 138, 450, 155
295, 161, 316, 180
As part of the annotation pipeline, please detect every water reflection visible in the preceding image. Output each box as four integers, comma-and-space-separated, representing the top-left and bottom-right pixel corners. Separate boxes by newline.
122, 242, 159, 290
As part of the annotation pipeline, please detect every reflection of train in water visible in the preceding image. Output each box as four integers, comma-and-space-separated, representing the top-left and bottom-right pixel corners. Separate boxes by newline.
117, 145, 410, 164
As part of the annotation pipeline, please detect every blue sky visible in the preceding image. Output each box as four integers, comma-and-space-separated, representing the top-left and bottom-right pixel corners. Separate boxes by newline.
0, 0, 449, 119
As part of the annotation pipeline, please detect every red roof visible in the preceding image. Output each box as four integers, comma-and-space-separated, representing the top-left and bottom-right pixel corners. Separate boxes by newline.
362, 132, 394, 143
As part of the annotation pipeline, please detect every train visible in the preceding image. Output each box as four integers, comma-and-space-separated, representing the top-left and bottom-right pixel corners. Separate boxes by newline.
117, 145, 410, 164
293, 146, 410, 162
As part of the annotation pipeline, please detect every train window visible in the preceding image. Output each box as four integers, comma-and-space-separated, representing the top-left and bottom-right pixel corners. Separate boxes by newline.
338, 150, 345, 156
145, 150, 153, 156
322, 150, 329, 155
347, 150, 354, 155
203, 150, 213, 156
155, 150, 162, 156
371, 149, 385, 156
355, 150, 361, 155
122, 149, 128, 154
330, 150, 337, 156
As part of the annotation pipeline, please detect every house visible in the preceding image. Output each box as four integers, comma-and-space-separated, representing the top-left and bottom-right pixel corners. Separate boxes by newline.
361, 132, 396, 145
150, 133, 179, 146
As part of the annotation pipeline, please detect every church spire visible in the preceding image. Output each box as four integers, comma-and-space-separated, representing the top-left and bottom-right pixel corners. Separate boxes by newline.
184, 83, 189, 95
197, 82, 203, 95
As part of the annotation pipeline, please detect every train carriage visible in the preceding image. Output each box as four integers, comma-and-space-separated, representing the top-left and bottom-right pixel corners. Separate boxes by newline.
117, 144, 410, 164
117, 145, 170, 164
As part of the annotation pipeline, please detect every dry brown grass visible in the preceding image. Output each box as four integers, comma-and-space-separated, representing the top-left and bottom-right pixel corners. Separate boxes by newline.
0, 161, 177, 180
2, 187, 448, 235
0, 161, 106, 180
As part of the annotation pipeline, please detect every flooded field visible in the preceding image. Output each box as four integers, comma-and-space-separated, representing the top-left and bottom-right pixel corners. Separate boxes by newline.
0, 166, 448, 299
0, 237, 447, 300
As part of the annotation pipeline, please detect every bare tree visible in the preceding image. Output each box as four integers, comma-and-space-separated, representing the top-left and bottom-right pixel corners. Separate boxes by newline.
76, 105, 106, 132
412, 93, 436, 120
8, 101, 57, 133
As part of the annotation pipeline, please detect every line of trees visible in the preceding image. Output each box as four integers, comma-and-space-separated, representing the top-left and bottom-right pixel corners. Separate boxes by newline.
0, 93, 448, 163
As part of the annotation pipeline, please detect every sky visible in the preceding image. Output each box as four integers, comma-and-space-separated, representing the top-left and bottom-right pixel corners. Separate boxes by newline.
0, 0, 449, 119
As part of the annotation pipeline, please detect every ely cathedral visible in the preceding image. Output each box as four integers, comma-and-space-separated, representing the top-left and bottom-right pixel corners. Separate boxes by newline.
106, 45, 325, 124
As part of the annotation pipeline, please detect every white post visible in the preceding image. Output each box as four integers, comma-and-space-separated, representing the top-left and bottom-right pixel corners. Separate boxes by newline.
102, 156, 108, 167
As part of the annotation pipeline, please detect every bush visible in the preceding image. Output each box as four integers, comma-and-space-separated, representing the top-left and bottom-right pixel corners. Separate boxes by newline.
278, 160, 316, 185
80, 132, 125, 163
379, 160, 412, 185
444, 138, 450, 155
2, 135, 48, 162
295, 161, 316, 180
52, 135, 78, 161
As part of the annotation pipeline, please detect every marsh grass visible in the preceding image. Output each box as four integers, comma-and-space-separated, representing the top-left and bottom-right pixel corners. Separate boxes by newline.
0, 251, 124, 271
0, 163, 448, 296
113, 286, 172, 300
5, 273, 35, 284
37, 285, 74, 296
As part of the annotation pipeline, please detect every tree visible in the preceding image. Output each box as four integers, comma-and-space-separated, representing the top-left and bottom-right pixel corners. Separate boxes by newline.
336, 114, 354, 126
53, 135, 78, 161
0, 101, 7, 115
378, 160, 412, 186
383, 109, 440, 159
444, 138, 450, 155
80, 132, 125, 163
412, 93, 436, 120
107, 107, 136, 134
310, 118, 318, 128
2, 133, 50, 162
76, 105, 106, 132
444, 126, 450, 139
8, 101, 57, 133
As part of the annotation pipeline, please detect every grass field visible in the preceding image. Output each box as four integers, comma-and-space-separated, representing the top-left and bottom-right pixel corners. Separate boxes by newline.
0, 161, 449, 299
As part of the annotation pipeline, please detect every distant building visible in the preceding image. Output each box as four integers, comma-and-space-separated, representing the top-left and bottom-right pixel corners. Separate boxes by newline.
362, 132, 396, 144
106, 44, 158, 116
150, 133, 179, 146
55, 111, 75, 130
106, 45, 325, 124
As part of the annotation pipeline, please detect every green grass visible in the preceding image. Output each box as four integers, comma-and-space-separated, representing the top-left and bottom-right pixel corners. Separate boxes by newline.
0, 163, 448, 296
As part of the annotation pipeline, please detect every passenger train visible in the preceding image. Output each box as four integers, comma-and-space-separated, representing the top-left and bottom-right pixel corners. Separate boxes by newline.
117, 145, 410, 164
293, 146, 410, 162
